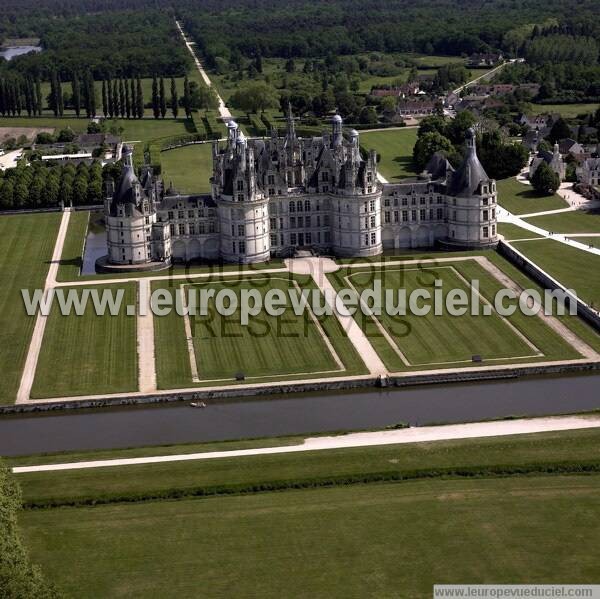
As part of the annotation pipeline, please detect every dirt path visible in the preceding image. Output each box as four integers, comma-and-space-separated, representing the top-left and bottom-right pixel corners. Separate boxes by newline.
16, 210, 71, 403
137, 279, 157, 393
13, 414, 600, 473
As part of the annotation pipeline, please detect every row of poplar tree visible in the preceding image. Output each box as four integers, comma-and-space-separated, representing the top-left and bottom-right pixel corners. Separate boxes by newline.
0, 72, 197, 119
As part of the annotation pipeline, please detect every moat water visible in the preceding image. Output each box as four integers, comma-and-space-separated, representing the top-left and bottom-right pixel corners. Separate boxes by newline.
81, 212, 107, 274
1, 374, 599, 456
0, 45, 42, 61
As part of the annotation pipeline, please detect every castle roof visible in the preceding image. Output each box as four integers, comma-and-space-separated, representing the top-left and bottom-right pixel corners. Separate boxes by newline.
448, 128, 490, 197
113, 166, 139, 205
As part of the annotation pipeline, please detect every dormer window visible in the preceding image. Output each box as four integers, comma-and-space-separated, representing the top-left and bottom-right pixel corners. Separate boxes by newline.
322, 172, 329, 182
237, 180, 244, 191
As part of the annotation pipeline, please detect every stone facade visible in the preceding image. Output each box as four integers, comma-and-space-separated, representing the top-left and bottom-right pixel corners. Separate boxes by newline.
103, 117, 497, 266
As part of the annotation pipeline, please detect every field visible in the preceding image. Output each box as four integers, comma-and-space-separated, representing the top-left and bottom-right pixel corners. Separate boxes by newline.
160, 144, 213, 194
497, 222, 542, 240
30, 283, 138, 399
152, 275, 366, 388
511, 239, 600, 307
331, 259, 580, 372
523, 210, 600, 234
13, 427, 600, 597
496, 177, 568, 215
0, 213, 60, 404
529, 103, 599, 119
360, 128, 419, 181
56, 210, 89, 281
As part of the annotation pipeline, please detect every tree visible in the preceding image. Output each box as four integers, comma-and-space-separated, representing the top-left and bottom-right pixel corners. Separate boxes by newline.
152, 76, 159, 119
102, 80, 108, 117
119, 79, 126, 119
124, 79, 131, 118
107, 78, 114, 118
531, 161, 560, 195
359, 106, 378, 125
413, 131, 454, 171
72, 73, 81, 117
170, 77, 178, 119
548, 117, 571, 144
478, 131, 529, 179
136, 77, 144, 119
159, 77, 167, 118
229, 82, 278, 113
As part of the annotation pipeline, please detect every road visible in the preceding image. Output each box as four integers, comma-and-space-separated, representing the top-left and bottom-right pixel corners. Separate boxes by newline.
453, 59, 517, 95
174, 19, 232, 121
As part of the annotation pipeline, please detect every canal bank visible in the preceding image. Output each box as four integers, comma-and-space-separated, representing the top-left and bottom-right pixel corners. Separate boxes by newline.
1, 373, 599, 456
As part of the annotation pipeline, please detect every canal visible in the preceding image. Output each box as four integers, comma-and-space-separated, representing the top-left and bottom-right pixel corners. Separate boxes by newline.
1, 374, 599, 456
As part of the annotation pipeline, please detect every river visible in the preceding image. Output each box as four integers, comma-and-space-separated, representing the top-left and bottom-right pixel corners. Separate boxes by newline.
1, 374, 599, 456
0, 45, 42, 61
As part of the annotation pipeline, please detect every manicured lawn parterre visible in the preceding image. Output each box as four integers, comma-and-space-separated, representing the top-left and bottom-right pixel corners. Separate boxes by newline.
152, 275, 366, 388
360, 128, 419, 181
496, 177, 568, 215
330, 259, 580, 371
568, 236, 600, 248
497, 222, 542, 240
30, 283, 138, 398
511, 239, 600, 307
0, 212, 60, 404
160, 144, 213, 194
523, 210, 600, 234
14, 427, 600, 598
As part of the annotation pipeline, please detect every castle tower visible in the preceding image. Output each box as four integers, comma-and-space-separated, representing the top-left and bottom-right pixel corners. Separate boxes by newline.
213, 123, 270, 263
444, 128, 498, 249
332, 114, 343, 147
104, 145, 161, 265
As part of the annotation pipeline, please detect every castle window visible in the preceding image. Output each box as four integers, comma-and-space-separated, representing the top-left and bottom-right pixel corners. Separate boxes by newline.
365, 234, 369, 246
384, 212, 391, 224
483, 226, 489, 238
420, 197, 425, 205
198, 207, 205, 217
231, 224, 235, 236
289, 202, 295, 213
420, 209, 426, 220
369, 200, 375, 211
145, 217, 150, 225
483, 198, 488, 206
120, 221, 123, 228
178, 210, 184, 219
437, 208, 444, 220
290, 233, 297, 245
268, 175, 275, 185
298, 216, 304, 228
492, 224, 496, 235
305, 232, 312, 244
322, 172, 329, 182
402, 210, 408, 221
199, 222, 205, 234
168, 211, 173, 220
437, 197, 443, 204
269, 188, 275, 196
364, 217, 369, 229
232, 241, 236, 253
394, 211, 399, 223
384, 198, 390, 207
209, 222, 215, 233
237, 194, 244, 202
189, 210, 194, 218
371, 232, 376, 245
492, 208, 496, 219
178, 224, 185, 235
411, 198, 416, 206
322, 186, 329, 193
370, 215, 376, 228
169, 224, 175, 235
411, 210, 417, 221
297, 201, 303, 212
237, 180, 244, 191
305, 216, 311, 228
402, 198, 408, 206
429, 209, 433, 220
323, 215, 330, 226
238, 224, 245, 236
324, 231, 331, 243
189, 224, 195, 235
394, 198, 398, 207
304, 200, 311, 211
270, 218, 277, 229
270, 234, 277, 246
367, 186, 372, 194
279, 218, 284, 228
453, 210, 457, 220
367, 172, 373, 183
290, 216, 296, 228
483, 210, 489, 221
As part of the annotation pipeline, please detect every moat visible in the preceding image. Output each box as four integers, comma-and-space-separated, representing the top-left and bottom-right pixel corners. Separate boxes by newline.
1, 374, 599, 456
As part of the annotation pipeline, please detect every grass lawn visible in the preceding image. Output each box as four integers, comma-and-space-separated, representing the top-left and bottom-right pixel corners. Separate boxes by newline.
511, 239, 600, 307
530, 103, 599, 119
523, 210, 600, 234
360, 128, 418, 181
497, 222, 542, 240
160, 144, 212, 194
18, 474, 600, 597
56, 210, 89, 281
0, 213, 60, 404
568, 236, 600, 248
0, 116, 89, 133
496, 177, 568, 215
30, 283, 137, 398
152, 274, 366, 388
334, 260, 579, 371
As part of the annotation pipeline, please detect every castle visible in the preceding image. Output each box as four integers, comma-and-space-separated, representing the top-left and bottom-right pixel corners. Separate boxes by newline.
103, 114, 498, 268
